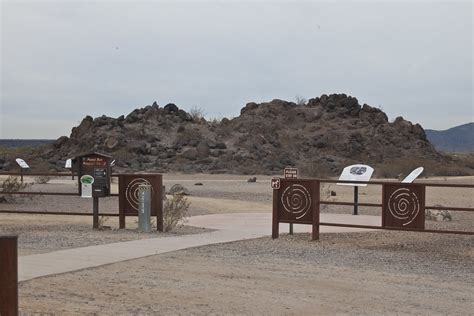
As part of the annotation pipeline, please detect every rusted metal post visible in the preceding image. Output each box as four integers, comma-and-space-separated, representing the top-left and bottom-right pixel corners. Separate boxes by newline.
272, 188, 279, 238
289, 223, 293, 235
312, 180, 320, 241
0, 235, 18, 316
156, 183, 163, 232
353, 186, 359, 215
93, 196, 99, 229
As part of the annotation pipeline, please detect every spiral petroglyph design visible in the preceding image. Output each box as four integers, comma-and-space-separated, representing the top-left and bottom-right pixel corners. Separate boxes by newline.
281, 184, 311, 219
388, 188, 420, 226
125, 178, 153, 211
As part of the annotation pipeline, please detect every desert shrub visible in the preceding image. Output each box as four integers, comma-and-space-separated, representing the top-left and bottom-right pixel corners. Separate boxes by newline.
34, 176, 51, 184
163, 194, 190, 232
0, 176, 31, 203
295, 96, 307, 106
189, 106, 206, 121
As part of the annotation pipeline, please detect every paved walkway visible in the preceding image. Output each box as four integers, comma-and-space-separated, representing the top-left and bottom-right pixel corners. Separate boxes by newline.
19, 213, 380, 282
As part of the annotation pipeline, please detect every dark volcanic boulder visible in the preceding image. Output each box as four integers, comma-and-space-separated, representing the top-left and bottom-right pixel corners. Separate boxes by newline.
164, 103, 179, 113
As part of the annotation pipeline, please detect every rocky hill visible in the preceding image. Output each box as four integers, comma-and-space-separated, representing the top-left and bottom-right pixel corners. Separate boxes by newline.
2, 93, 466, 177
426, 123, 474, 152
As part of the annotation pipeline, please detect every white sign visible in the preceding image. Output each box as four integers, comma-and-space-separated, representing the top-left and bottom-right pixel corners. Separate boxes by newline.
284, 167, 298, 179
402, 167, 424, 183
271, 178, 281, 189
65, 159, 72, 169
15, 158, 30, 169
337, 164, 374, 187
80, 175, 94, 198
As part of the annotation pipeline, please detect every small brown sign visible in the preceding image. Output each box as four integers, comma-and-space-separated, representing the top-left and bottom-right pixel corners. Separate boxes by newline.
271, 178, 281, 189
284, 167, 298, 179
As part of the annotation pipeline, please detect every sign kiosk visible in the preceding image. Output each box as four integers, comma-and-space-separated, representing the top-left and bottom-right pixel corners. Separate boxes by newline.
72, 152, 113, 229
337, 164, 374, 215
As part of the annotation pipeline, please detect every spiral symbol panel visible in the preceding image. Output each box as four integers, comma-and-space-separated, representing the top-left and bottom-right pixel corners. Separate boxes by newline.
281, 184, 312, 220
387, 188, 420, 226
125, 178, 153, 211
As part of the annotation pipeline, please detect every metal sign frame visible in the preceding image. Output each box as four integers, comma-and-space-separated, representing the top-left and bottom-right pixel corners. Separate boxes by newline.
118, 174, 163, 231
272, 179, 320, 240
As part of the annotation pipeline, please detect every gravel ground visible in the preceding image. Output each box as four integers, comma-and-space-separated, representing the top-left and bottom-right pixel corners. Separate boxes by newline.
0, 214, 212, 256
19, 231, 474, 314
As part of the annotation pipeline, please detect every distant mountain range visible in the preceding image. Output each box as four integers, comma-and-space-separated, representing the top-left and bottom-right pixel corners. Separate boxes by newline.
425, 123, 474, 152
0, 139, 54, 148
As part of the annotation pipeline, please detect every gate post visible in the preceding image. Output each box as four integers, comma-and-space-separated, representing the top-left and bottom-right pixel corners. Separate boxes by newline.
0, 235, 18, 316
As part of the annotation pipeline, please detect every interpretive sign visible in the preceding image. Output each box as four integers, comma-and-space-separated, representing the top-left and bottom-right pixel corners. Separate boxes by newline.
65, 159, 72, 169
402, 167, 424, 183
337, 164, 374, 186
74, 152, 112, 197
15, 158, 29, 169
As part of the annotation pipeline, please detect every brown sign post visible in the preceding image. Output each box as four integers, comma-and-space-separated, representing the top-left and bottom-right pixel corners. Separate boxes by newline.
272, 179, 320, 240
118, 174, 164, 232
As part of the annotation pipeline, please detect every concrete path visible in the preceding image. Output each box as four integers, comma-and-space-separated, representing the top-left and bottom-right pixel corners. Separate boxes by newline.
19, 213, 380, 282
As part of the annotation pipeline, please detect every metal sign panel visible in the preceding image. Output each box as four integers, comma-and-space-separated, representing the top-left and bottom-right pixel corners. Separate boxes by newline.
65, 159, 72, 169
80, 175, 94, 198
119, 174, 163, 231
273, 179, 320, 240
284, 167, 298, 179
119, 174, 163, 216
15, 158, 29, 169
271, 178, 281, 189
337, 164, 374, 186
402, 167, 424, 183
382, 183, 425, 229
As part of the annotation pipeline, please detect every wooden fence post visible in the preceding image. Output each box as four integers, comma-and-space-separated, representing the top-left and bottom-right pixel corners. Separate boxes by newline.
0, 235, 18, 316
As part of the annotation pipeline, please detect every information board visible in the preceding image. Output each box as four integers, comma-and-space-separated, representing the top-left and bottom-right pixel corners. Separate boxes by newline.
402, 167, 424, 183
15, 158, 29, 169
337, 164, 374, 187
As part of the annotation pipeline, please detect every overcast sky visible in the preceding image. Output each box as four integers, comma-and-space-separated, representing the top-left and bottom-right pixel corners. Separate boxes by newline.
1, 0, 472, 139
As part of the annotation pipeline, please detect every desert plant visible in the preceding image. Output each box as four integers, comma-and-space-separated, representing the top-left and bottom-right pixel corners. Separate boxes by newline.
163, 194, 191, 232
295, 96, 307, 106
98, 216, 110, 230
34, 176, 51, 184
189, 106, 206, 121
0, 176, 31, 203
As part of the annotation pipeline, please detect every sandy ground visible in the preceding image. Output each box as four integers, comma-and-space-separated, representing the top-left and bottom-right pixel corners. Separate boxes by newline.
18, 232, 474, 314
0, 174, 472, 314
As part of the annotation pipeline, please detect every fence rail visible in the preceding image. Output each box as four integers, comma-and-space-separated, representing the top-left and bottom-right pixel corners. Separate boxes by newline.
273, 178, 474, 239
